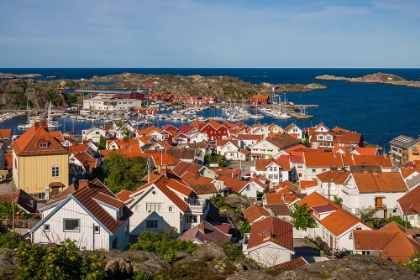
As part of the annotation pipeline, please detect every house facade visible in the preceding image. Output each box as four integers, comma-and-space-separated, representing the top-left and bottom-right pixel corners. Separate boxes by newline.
29, 179, 132, 250
123, 175, 210, 236
242, 217, 294, 267
389, 135, 420, 164
12, 122, 70, 200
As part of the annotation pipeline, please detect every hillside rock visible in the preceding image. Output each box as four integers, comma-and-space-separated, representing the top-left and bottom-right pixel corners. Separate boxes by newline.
192, 242, 228, 261
315, 72, 420, 88
0, 72, 327, 109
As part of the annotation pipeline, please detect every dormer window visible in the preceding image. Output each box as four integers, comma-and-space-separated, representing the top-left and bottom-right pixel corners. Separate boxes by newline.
39, 142, 48, 148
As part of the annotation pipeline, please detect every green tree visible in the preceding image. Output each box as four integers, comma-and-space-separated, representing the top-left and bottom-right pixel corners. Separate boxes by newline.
0, 232, 21, 248
15, 239, 105, 280
98, 135, 106, 149
387, 216, 412, 228
290, 203, 317, 230
130, 228, 198, 256
103, 151, 148, 193
333, 196, 343, 206
406, 251, 420, 273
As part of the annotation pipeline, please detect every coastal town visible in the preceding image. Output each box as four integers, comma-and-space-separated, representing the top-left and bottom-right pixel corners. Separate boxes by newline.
0, 85, 420, 278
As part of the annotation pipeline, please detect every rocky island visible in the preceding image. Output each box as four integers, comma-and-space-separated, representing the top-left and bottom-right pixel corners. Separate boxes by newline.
0, 72, 326, 109
315, 72, 420, 87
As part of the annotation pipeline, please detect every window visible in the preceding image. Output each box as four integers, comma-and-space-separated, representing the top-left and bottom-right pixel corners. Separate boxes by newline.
168, 206, 173, 212
146, 220, 158, 229
64, 219, 80, 232
298, 173, 302, 177
52, 166, 60, 177
185, 215, 197, 223
274, 174, 278, 179
269, 167, 273, 171
245, 186, 250, 191
93, 225, 100, 234
146, 203, 162, 212
39, 142, 48, 148
273, 167, 277, 171
312, 169, 316, 173
43, 224, 50, 232
269, 174, 273, 179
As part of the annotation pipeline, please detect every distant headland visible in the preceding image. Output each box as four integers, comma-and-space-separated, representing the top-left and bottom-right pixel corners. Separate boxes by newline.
315, 72, 420, 88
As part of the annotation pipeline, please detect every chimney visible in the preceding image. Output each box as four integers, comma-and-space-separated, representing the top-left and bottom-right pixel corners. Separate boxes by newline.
198, 223, 205, 232
160, 165, 167, 178
379, 251, 389, 260
79, 179, 89, 189
40, 120, 49, 130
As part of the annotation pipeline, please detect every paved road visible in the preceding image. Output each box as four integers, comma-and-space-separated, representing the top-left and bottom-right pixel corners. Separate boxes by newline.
229, 160, 254, 176
293, 238, 322, 263
0, 178, 16, 196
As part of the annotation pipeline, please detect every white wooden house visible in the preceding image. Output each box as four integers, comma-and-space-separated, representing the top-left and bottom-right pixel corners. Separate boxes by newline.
120, 175, 210, 236
81, 127, 106, 143
250, 158, 291, 185
29, 179, 132, 251
296, 192, 371, 251
340, 172, 408, 218
242, 217, 294, 267
216, 139, 243, 160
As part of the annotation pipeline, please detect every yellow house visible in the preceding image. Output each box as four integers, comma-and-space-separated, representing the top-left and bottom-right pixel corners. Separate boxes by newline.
269, 123, 284, 134
12, 121, 69, 200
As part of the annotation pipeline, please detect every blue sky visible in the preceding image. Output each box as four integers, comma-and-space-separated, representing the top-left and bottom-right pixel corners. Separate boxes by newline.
1, 0, 419, 68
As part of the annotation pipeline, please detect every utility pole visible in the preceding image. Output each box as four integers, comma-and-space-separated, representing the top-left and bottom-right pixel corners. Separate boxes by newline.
11, 182, 15, 233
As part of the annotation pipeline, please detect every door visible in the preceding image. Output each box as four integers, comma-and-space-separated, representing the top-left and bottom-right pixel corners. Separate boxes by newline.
375, 197, 383, 208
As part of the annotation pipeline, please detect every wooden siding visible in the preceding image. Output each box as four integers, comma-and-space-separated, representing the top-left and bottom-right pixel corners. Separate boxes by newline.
246, 243, 292, 267
33, 199, 111, 250
14, 153, 69, 195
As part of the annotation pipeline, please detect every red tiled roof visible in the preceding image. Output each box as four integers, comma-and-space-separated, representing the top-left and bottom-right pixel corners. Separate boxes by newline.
116, 189, 133, 202
180, 171, 217, 195
316, 170, 351, 184
12, 122, 69, 156
247, 217, 293, 251
298, 192, 368, 236
0, 128, 11, 139
172, 161, 203, 177
303, 152, 344, 168
64, 178, 132, 233
352, 172, 407, 193
243, 204, 271, 224
271, 257, 308, 271
179, 221, 231, 245
218, 175, 247, 193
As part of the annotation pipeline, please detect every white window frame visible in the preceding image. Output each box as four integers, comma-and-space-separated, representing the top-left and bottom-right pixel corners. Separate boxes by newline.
52, 165, 60, 177
63, 219, 80, 232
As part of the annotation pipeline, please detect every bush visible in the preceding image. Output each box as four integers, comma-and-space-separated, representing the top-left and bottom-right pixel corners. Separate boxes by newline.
130, 228, 198, 256
14, 239, 105, 280
0, 232, 21, 249
220, 242, 245, 262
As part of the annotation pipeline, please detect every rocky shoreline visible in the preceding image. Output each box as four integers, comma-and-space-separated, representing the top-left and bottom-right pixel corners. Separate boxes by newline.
0, 72, 60, 79
0, 72, 326, 109
315, 72, 420, 87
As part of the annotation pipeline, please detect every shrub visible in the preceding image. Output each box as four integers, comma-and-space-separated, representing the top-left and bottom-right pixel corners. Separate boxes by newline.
130, 228, 198, 256
14, 239, 105, 280
0, 232, 22, 249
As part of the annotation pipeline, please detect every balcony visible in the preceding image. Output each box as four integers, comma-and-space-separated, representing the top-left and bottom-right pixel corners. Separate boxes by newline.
186, 198, 208, 214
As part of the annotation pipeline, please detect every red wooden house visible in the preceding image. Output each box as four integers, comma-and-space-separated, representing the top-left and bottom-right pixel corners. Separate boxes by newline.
251, 95, 269, 105
200, 120, 228, 141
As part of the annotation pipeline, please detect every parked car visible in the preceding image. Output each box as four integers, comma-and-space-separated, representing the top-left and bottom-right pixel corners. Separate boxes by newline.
241, 173, 251, 181
335, 250, 353, 259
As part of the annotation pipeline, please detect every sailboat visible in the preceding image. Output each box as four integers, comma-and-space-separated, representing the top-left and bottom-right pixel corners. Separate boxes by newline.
46, 101, 60, 128
17, 103, 32, 129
